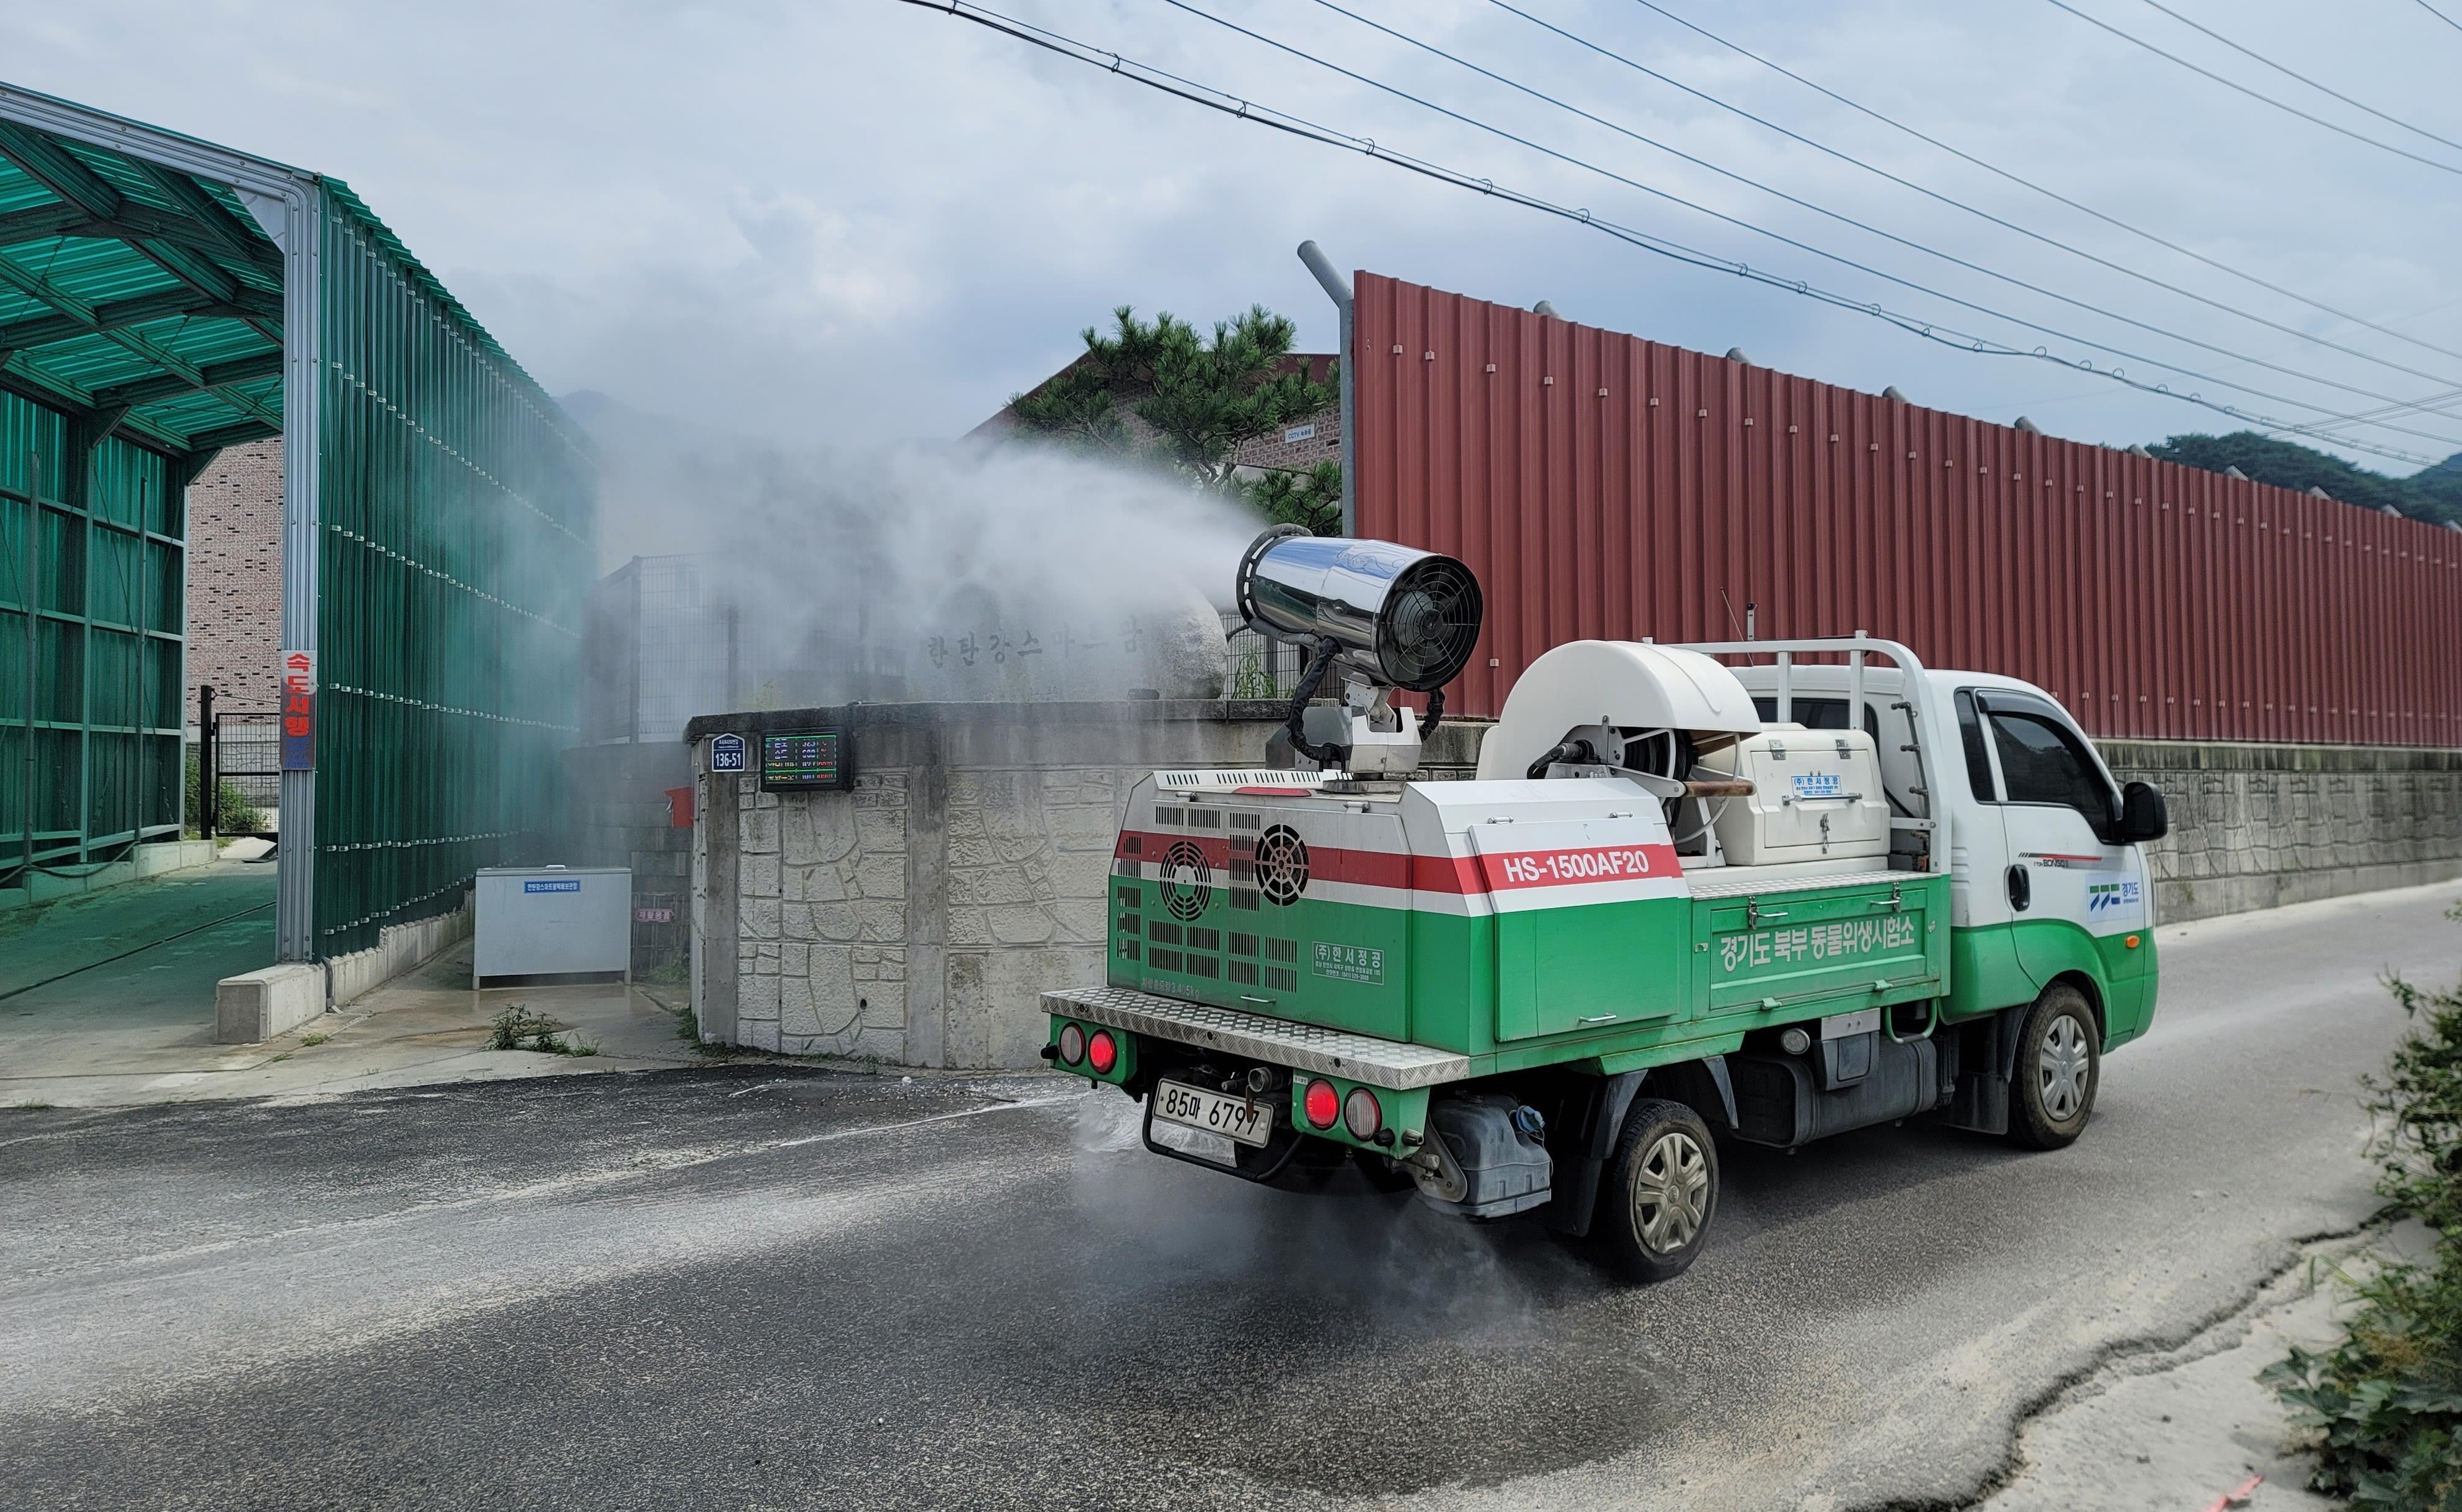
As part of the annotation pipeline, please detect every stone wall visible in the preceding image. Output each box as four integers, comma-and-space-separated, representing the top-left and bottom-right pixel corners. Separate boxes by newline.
682, 704, 2462, 1070
685, 701, 1481, 1066
2099, 741, 2462, 921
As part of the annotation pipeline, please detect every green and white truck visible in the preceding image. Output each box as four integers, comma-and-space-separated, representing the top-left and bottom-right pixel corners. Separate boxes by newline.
1042, 530, 2169, 1281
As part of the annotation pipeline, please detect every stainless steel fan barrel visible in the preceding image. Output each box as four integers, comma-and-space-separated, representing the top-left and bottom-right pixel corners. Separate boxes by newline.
1235, 527, 1484, 693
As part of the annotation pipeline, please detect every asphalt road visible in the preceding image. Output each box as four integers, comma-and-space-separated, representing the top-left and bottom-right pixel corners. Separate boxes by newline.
4, 883, 2456, 1511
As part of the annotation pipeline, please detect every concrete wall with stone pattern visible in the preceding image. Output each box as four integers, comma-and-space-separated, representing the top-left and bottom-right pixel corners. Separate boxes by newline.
687, 701, 1478, 1066
2101, 740, 2462, 921
685, 703, 2462, 1071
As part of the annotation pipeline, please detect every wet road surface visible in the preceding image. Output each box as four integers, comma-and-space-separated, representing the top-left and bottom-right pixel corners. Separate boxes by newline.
2, 883, 2455, 1510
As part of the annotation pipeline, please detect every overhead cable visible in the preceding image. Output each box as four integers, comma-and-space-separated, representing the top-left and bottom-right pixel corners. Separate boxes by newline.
2133, 0, 2462, 156
1496, 0, 2462, 413
2420, 1, 2462, 35
1166, 0, 2462, 447
1306, 0, 2462, 424
894, 0, 2448, 465
1622, 0, 2462, 378
2045, 0, 2462, 176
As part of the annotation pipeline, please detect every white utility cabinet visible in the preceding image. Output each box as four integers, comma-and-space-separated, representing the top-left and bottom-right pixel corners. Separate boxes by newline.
1699, 728, 1891, 866
473, 866, 632, 986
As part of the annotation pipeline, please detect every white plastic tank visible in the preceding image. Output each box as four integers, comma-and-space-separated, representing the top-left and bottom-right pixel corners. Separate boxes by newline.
473, 866, 632, 986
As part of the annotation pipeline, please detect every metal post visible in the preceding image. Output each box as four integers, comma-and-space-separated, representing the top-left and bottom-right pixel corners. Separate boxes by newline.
198, 684, 216, 840
20, 452, 37, 878
1775, 651, 1793, 724
1849, 632, 1869, 732
1296, 240, 1355, 537
275, 178, 322, 963
626, 556, 643, 744
724, 598, 741, 709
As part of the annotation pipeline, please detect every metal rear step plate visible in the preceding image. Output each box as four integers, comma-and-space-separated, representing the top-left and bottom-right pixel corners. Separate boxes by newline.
1043, 986, 1472, 1091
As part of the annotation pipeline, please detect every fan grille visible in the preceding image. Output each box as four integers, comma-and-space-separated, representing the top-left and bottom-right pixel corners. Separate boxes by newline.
1255, 825, 1310, 906
1160, 840, 1214, 922
1377, 556, 1484, 691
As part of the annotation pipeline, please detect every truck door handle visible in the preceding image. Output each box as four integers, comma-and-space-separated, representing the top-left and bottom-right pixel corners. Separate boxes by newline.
2005, 864, 2031, 912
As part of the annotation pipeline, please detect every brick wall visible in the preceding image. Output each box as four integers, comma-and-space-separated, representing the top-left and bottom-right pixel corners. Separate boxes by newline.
1229, 404, 1339, 474
183, 436, 283, 725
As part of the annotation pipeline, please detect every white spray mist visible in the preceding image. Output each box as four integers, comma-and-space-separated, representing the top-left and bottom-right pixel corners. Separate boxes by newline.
585, 411, 1270, 718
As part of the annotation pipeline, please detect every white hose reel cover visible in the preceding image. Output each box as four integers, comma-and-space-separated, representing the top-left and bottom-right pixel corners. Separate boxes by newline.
1475, 640, 1763, 780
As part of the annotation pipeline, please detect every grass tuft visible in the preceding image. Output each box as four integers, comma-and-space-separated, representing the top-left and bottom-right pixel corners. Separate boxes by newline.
488, 1005, 598, 1057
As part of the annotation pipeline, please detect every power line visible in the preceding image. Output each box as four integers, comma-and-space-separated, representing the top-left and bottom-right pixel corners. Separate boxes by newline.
1497, 0, 2462, 421
1621, 0, 2462, 384
894, 0, 2448, 465
2045, 0, 2462, 176
2420, 0, 2462, 36
1453, 0, 2462, 419
1170, 0, 2462, 448
2135, 0, 2462, 155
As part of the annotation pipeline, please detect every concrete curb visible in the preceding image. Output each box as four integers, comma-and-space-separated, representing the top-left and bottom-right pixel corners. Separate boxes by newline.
215, 963, 325, 1044
0, 838, 218, 913
325, 895, 474, 1009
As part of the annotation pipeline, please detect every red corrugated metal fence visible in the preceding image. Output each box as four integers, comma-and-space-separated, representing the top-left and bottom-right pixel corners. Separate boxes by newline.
1354, 272, 2462, 746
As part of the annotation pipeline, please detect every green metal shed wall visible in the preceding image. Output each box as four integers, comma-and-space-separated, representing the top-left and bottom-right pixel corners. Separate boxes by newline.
310, 184, 595, 956
0, 395, 186, 867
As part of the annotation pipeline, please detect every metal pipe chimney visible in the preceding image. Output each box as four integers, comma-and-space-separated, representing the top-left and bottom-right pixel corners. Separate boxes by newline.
1296, 240, 1355, 536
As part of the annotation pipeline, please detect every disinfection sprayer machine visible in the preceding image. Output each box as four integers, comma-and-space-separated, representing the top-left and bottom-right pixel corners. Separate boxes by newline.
1043, 529, 2169, 1281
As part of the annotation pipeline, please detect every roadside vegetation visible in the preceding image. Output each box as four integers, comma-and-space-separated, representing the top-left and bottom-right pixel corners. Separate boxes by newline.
487, 1005, 597, 1057
181, 753, 262, 838
2267, 902, 2462, 1506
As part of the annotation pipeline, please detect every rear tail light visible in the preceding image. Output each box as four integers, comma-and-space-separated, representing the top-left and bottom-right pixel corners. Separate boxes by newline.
1342, 1086, 1382, 1141
1087, 1029, 1118, 1075
1303, 1077, 1340, 1130
1057, 1022, 1086, 1066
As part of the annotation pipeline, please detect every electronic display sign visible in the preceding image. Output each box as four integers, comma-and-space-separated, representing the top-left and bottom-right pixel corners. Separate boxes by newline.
760, 730, 852, 792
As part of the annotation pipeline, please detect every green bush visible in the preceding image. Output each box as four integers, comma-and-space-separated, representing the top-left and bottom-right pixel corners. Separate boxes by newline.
182, 753, 264, 837
2266, 903, 2462, 1506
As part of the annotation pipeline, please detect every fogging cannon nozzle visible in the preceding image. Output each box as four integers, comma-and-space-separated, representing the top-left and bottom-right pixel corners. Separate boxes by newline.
1234, 527, 1483, 695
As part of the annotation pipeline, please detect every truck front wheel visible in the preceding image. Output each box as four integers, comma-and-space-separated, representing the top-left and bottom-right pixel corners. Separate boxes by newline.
1599, 1098, 1719, 1283
2009, 982, 2100, 1151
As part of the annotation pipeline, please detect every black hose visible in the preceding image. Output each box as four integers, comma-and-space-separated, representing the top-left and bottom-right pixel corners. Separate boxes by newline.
1417, 687, 1446, 741
1525, 738, 1594, 781
1283, 639, 1349, 769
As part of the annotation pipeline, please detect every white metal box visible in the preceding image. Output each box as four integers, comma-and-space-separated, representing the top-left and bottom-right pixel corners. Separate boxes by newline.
473, 866, 632, 985
1699, 728, 1890, 866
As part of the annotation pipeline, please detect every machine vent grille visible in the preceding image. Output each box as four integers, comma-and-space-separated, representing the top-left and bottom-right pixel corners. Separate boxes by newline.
1160, 841, 1214, 922
1255, 826, 1310, 906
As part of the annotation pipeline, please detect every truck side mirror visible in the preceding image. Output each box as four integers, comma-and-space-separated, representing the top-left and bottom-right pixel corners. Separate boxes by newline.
2118, 781, 2168, 843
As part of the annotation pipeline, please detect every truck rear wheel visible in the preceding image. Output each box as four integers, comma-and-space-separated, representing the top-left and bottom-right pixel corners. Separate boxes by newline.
1599, 1098, 1718, 1283
2008, 983, 2100, 1151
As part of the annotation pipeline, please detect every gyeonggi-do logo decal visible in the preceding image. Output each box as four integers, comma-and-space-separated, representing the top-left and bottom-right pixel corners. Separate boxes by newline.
2087, 879, 2143, 916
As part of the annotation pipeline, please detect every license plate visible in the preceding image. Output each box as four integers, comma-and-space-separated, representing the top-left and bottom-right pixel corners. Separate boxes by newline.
1153, 1079, 1273, 1147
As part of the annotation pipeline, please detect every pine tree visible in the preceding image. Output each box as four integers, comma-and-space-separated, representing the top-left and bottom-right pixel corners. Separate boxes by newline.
1009, 305, 1341, 530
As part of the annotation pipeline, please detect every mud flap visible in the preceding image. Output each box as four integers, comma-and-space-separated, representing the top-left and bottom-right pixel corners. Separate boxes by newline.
1543, 1070, 1646, 1238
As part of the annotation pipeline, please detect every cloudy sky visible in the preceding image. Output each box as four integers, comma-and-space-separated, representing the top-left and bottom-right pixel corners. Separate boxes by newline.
12, 0, 2462, 482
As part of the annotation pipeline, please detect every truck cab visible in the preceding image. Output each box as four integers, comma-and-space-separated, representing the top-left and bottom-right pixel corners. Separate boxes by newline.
1725, 662, 2163, 1051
